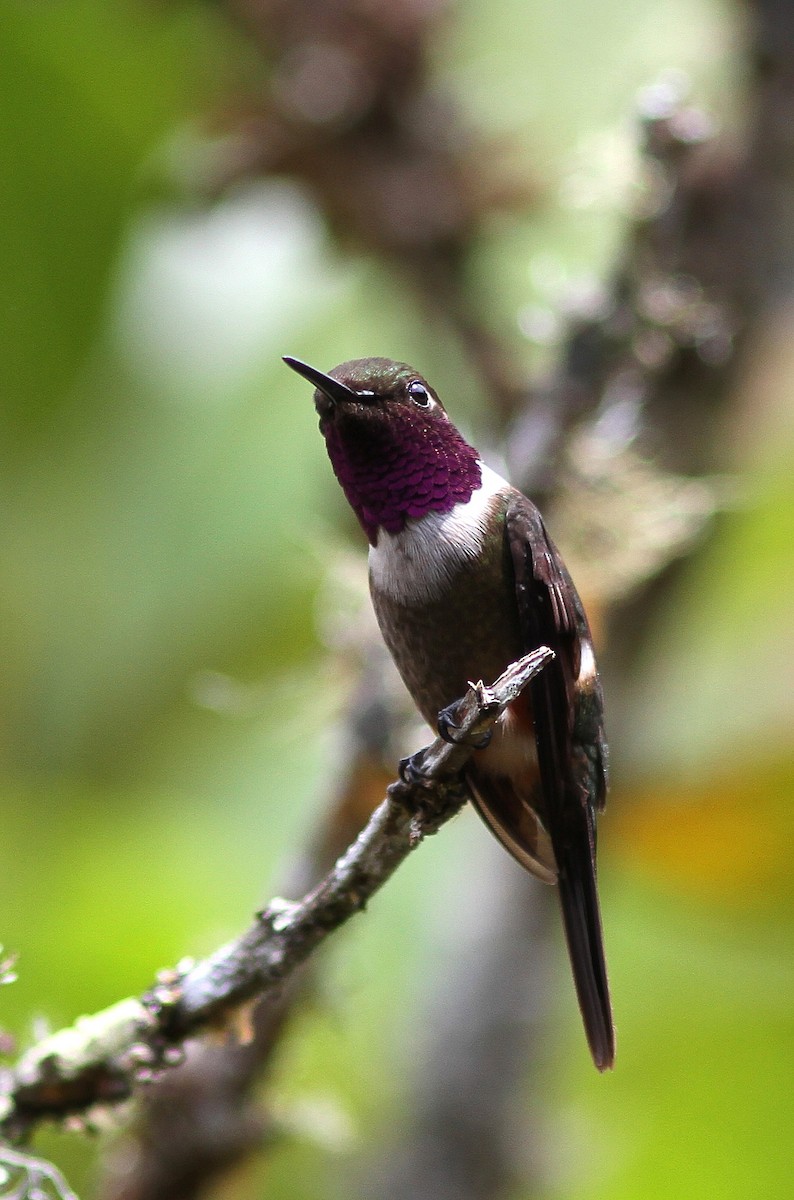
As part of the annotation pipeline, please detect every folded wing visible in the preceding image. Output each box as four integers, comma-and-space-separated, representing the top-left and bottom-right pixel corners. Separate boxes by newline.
505, 496, 614, 1071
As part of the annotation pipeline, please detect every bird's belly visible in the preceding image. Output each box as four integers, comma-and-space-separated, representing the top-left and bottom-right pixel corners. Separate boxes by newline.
370, 549, 524, 732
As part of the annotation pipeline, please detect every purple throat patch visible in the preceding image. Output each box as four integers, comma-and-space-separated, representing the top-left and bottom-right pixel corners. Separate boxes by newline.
323, 411, 482, 543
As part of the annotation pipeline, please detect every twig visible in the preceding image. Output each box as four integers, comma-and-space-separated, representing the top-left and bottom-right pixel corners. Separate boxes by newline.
511, 82, 738, 503
0, 648, 553, 1144
0, 1147, 78, 1200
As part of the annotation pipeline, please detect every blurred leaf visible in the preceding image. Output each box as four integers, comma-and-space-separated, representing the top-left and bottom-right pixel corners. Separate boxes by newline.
609, 756, 794, 907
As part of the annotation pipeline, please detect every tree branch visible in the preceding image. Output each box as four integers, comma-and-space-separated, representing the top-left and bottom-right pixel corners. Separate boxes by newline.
0, 648, 553, 1145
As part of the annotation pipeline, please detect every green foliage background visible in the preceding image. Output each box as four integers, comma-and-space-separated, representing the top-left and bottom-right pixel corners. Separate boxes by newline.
1, 0, 792, 1196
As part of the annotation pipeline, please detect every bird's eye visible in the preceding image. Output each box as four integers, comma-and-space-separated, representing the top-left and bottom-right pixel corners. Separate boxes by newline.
408, 380, 431, 408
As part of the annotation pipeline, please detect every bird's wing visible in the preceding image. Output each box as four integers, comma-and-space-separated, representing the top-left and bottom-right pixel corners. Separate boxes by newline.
505, 494, 614, 1070
465, 768, 558, 884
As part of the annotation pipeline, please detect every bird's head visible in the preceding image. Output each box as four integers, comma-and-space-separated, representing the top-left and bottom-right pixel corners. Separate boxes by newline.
284, 356, 481, 544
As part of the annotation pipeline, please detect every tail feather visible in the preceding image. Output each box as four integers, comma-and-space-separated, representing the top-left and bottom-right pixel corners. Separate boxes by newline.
556, 823, 614, 1071
466, 763, 615, 1070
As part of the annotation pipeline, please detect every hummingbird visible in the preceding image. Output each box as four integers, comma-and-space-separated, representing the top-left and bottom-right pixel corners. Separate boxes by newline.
284, 355, 614, 1071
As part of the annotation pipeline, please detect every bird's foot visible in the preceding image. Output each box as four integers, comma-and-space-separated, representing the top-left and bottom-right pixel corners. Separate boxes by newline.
398, 751, 430, 788
437, 703, 492, 750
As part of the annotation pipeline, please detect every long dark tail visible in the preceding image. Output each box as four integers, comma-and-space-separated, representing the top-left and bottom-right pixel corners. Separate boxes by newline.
505, 496, 614, 1069
556, 817, 614, 1071
467, 764, 615, 1069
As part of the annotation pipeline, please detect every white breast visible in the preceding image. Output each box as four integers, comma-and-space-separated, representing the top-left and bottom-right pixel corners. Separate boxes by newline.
368, 462, 509, 606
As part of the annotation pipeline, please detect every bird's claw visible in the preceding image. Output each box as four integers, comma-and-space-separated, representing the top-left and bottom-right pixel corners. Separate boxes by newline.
437, 704, 493, 750
398, 752, 429, 787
